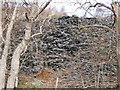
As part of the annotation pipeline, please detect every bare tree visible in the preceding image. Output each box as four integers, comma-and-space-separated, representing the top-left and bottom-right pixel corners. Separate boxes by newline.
0, 1, 18, 89
0, 2, 3, 88
0, 0, 119, 89
0, 0, 3, 53
7, 0, 52, 88
0, 0, 52, 89
76, 0, 120, 87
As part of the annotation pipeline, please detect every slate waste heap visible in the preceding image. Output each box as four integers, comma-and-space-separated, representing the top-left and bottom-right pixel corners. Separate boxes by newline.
8, 16, 117, 88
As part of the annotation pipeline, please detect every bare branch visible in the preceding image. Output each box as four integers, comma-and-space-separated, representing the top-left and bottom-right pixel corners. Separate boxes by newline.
75, 1, 116, 24
74, 0, 95, 17
33, 0, 52, 21
31, 33, 43, 38
31, 15, 52, 38
6, 1, 52, 88
25, 12, 29, 21
80, 24, 115, 33
23, 0, 30, 6
89, 2, 116, 24
89, 3, 112, 11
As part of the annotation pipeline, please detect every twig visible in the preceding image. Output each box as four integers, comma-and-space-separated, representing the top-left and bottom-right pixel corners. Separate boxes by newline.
24, 0, 52, 21
74, 1, 95, 17
89, 2, 116, 26
89, 3, 112, 10
31, 15, 52, 38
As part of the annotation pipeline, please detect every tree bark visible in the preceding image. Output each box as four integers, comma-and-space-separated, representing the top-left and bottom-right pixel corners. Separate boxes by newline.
0, 0, 2, 45
6, 0, 52, 88
0, 3, 18, 90
0, 0, 4, 56
0, 0, 3, 55
0, 0, 3, 89
6, 22, 32, 88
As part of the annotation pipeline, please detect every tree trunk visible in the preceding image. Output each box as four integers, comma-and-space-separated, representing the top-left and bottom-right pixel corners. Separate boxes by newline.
0, 0, 3, 89
0, 0, 3, 52
6, 22, 32, 88
0, 0, 3, 57
0, 3, 18, 89
6, 0, 52, 88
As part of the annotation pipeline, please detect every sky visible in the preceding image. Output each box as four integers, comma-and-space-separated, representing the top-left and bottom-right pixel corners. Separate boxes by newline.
4, 0, 120, 17
47, 0, 113, 17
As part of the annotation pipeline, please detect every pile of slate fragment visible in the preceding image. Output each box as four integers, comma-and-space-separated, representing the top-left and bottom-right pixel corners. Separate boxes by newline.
8, 16, 117, 87
17, 16, 117, 73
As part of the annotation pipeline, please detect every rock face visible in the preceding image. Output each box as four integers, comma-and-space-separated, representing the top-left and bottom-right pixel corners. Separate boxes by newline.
8, 16, 117, 88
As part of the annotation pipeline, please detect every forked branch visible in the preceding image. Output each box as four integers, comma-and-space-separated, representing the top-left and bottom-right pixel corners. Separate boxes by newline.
87, 2, 116, 25
33, 0, 52, 20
